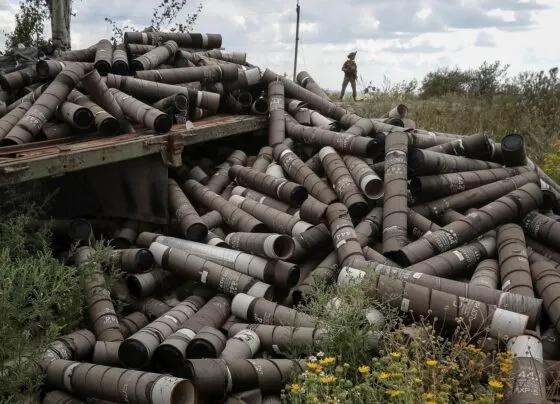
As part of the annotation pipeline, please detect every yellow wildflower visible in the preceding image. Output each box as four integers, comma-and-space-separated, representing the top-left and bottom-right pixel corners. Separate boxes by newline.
390, 372, 403, 378
290, 384, 300, 393
314, 365, 323, 373
307, 362, 319, 370
379, 372, 390, 380
385, 390, 402, 397
390, 352, 401, 359
414, 377, 422, 383
426, 360, 438, 367
320, 375, 337, 384
425, 401, 437, 404
423, 392, 434, 399
488, 379, 503, 390
319, 357, 336, 365
496, 393, 504, 399
358, 365, 370, 374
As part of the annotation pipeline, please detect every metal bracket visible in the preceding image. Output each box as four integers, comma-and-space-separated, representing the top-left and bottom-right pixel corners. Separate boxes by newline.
143, 133, 185, 167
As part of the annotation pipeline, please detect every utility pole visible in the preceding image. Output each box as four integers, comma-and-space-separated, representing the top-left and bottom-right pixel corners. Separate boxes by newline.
292, 0, 300, 81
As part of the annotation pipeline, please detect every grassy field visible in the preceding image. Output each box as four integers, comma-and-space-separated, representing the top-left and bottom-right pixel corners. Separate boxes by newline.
1, 84, 559, 402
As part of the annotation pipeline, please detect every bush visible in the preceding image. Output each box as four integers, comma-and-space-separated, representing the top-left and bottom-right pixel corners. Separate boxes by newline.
0, 186, 116, 402
284, 281, 515, 404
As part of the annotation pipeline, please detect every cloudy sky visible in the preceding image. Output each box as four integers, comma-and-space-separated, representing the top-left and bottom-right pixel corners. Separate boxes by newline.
0, 0, 558, 91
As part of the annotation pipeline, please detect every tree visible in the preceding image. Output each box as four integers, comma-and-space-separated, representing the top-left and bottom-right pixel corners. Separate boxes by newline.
105, 0, 204, 43
4, 0, 50, 50
45, 0, 73, 50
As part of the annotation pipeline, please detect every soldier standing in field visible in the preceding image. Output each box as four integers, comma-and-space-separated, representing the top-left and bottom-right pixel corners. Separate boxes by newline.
340, 51, 357, 101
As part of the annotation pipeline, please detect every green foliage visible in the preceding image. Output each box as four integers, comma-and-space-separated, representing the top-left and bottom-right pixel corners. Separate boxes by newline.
419, 66, 472, 99
285, 277, 515, 403
105, 0, 204, 43
3, 0, 51, 50
0, 185, 117, 402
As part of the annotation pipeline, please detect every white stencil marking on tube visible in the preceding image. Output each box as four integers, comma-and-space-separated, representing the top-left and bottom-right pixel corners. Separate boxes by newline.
453, 250, 465, 261
201, 271, 208, 283
400, 298, 410, 312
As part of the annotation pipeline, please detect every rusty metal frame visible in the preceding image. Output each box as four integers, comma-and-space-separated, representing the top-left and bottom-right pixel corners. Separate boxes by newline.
0, 114, 267, 187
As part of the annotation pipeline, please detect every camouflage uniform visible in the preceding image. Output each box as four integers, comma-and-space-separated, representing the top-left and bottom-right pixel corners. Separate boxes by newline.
340, 52, 357, 101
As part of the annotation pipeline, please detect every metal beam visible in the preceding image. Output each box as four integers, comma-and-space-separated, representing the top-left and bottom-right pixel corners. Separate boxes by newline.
0, 114, 267, 187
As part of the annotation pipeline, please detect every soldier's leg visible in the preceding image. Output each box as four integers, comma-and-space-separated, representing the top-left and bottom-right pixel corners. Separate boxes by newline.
351, 79, 357, 101
340, 77, 349, 100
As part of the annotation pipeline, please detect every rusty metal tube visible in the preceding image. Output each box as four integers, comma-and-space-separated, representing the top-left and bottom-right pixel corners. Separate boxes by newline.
131, 40, 179, 71
119, 312, 150, 338
338, 267, 529, 339
185, 326, 227, 359
409, 166, 532, 199
219, 329, 260, 360
152, 294, 231, 373
296, 71, 329, 100
326, 202, 365, 267
522, 210, 560, 252
383, 131, 409, 256
496, 223, 534, 297
252, 146, 274, 173
343, 155, 384, 201
506, 332, 547, 403
200, 210, 224, 229
501, 132, 527, 167
268, 80, 285, 146
299, 195, 328, 225
184, 358, 305, 397
228, 324, 322, 355
0, 66, 38, 92
67, 90, 120, 136
395, 182, 543, 266
93, 39, 113, 76
138, 233, 299, 289
118, 295, 205, 369
229, 195, 312, 236
124, 31, 223, 49
0, 101, 32, 141
112, 43, 129, 75
182, 179, 267, 233
412, 171, 540, 218
45, 359, 197, 404
224, 232, 295, 260
74, 246, 124, 342
228, 164, 308, 207
106, 73, 221, 112
250, 96, 269, 115
205, 150, 247, 194
36, 60, 94, 80
80, 69, 134, 134
425, 132, 493, 160
108, 88, 172, 133
320, 146, 368, 220
273, 143, 337, 204
469, 259, 499, 290
286, 114, 381, 158
409, 148, 502, 176
54, 46, 97, 61
110, 248, 154, 273
136, 64, 238, 83
126, 268, 181, 298
231, 185, 297, 214
169, 177, 207, 241
1, 64, 86, 145
56, 101, 94, 130
232, 293, 317, 327
148, 241, 275, 298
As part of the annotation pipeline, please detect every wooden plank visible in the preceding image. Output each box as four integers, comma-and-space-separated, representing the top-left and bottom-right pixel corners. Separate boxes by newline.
0, 114, 267, 187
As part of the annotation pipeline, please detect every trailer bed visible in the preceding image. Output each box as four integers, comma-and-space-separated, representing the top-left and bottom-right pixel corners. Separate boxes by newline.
0, 114, 267, 187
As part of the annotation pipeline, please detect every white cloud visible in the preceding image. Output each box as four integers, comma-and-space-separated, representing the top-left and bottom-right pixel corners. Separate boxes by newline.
0, 0, 557, 91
